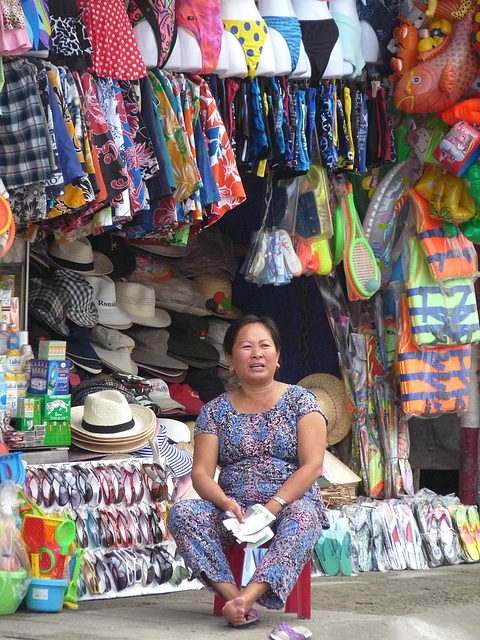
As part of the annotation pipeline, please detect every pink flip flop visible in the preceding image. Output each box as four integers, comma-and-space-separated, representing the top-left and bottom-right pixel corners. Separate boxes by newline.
270, 622, 312, 640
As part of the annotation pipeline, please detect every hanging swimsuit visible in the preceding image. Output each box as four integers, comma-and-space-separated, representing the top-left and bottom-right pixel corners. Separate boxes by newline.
176, 0, 223, 74
330, 12, 365, 78
263, 15, 302, 75
299, 20, 339, 82
222, 19, 269, 79
128, 0, 177, 68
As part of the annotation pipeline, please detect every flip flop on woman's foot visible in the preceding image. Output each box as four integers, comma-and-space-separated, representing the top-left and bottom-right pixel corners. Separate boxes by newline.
222, 597, 259, 627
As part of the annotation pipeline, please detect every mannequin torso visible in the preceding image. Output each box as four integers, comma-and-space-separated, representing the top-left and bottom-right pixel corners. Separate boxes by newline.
360, 21, 380, 64
291, 0, 345, 79
165, 27, 203, 73
329, 0, 363, 77
218, 0, 276, 78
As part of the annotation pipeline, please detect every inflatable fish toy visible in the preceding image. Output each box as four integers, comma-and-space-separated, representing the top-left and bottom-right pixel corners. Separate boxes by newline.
394, 14, 480, 113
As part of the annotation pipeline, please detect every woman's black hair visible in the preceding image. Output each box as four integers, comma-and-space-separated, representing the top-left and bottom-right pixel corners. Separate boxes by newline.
223, 315, 281, 355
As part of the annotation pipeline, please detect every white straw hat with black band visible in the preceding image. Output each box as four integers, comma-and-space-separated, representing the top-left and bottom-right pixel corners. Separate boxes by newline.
71, 390, 156, 447
48, 237, 114, 276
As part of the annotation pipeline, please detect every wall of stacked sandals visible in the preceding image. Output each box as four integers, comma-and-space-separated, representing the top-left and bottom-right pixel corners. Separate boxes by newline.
1, 0, 480, 616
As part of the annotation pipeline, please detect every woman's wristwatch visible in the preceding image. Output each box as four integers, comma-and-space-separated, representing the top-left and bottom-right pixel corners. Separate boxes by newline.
270, 495, 288, 508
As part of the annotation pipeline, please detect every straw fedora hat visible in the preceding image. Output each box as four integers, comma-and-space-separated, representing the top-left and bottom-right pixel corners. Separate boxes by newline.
48, 238, 113, 276
297, 373, 353, 445
70, 390, 156, 453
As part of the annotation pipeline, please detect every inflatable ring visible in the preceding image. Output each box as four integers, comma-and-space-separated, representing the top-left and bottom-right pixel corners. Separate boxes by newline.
0, 216, 15, 259
0, 193, 13, 237
363, 158, 422, 284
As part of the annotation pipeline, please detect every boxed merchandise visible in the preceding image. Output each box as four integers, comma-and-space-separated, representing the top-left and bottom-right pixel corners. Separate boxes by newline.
30, 394, 71, 421
16, 417, 35, 431
37, 340, 67, 361
43, 420, 71, 447
16, 397, 42, 426
29, 360, 70, 395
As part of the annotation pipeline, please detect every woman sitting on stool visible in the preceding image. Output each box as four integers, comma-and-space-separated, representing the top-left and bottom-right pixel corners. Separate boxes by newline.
167, 315, 329, 627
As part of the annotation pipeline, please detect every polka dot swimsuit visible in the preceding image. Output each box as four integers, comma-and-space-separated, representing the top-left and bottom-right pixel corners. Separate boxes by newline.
77, 0, 147, 80
223, 19, 269, 78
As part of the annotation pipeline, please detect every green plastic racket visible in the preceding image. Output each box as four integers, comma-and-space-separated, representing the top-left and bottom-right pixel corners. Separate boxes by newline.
341, 184, 380, 300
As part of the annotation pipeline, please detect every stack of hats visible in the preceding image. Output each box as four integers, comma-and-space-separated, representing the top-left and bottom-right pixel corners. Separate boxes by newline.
28, 233, 244, 457
70, 390, 156, 453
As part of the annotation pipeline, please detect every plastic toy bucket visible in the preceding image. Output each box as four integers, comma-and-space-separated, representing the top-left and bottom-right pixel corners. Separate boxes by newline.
0, 569, 29, 615
26, 577, 67, 612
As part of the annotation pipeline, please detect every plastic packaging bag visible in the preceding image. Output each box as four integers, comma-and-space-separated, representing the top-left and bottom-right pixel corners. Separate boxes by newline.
0, 481, 31, 615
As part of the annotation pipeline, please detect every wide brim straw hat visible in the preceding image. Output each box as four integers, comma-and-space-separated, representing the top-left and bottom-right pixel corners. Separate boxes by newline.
71, 432, 156, 453
297, 373, 353, 445
71, 390, 156, 442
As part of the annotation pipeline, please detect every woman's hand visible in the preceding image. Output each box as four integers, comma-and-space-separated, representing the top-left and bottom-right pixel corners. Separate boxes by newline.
224, 499, 245, 523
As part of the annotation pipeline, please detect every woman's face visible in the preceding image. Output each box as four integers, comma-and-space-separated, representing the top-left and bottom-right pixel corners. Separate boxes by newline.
226, 322, 279, 384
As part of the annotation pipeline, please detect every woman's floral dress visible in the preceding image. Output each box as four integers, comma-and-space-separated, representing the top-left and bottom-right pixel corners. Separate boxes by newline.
167, 384, 329, 609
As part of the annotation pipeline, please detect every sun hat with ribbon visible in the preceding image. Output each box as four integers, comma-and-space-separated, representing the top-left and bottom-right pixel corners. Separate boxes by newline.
115, 281, 171, 328
134, 421, 193, 476
193, 273, 242, 320
48, 237, 113, 276
70, 390, 156, 453
297, 373, 353, 445
86, 275, 133, 330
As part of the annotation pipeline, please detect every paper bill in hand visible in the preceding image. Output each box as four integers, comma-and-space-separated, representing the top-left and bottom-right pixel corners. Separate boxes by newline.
223, 504, 276, 549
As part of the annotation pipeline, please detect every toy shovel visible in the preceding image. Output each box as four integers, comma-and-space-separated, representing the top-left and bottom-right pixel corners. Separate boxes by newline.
23, 516, 46, 579
54, 519, 76, 580
64, 548, 84, 608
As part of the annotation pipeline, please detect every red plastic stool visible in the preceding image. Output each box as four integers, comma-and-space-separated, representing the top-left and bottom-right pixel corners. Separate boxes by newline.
213, 543, 311, 619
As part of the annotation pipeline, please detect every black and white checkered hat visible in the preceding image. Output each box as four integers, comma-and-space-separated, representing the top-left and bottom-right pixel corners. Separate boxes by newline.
29, 278, 71, 336
49, 270, 98, 328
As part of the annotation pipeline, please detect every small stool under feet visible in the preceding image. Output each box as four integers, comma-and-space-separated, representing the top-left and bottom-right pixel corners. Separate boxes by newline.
213, 543, 311, 619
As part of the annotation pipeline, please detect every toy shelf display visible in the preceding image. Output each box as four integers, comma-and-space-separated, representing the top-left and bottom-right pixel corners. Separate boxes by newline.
2, 340, 72, 451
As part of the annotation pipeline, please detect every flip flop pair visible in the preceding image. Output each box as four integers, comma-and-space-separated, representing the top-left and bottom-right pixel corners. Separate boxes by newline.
270, 622, 312, 640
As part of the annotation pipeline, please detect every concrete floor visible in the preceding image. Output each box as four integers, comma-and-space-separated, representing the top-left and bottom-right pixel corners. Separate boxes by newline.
2, 563, 480, 639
